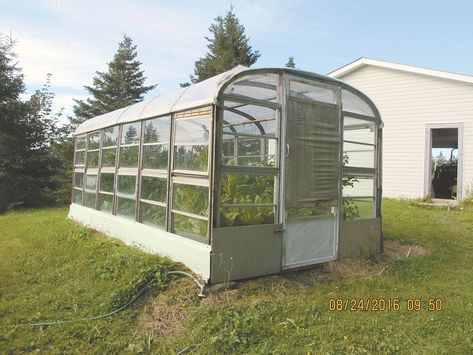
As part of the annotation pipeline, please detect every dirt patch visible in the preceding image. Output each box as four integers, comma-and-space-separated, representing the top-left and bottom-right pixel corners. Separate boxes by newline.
137, 277, 199, 339
383, 240, 428, 258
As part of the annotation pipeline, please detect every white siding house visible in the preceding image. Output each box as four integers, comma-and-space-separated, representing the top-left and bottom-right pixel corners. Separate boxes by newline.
329, 58, 473, 201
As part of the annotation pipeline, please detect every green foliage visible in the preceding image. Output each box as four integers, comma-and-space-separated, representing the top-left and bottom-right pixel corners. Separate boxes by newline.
0, 34, 71, 213
285, 56, 296, 68
342, 153, 360, 220
175, 145, 209, 171
173, 184, 208, 216
171, 184, 209, 238
173, 214, 208, 238
141, 203, 166, 227
140, 176, 166, 202
72, 35, 156, 125
190, 8, 260, 83
220, 173, 274, 226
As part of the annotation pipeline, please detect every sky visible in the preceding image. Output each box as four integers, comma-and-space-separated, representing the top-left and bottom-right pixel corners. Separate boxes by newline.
1, 0, 472, 118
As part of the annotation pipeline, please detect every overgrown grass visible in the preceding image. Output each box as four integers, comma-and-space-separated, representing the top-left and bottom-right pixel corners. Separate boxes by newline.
153, 199, 473, 353
0, 207, 173, 353
1, 200, 473, 353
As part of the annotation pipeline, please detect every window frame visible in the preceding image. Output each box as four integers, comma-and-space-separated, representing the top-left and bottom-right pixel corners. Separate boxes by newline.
215, 93, 282, 228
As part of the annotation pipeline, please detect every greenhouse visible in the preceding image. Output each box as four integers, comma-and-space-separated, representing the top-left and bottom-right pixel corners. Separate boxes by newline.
69, 66, 383, 283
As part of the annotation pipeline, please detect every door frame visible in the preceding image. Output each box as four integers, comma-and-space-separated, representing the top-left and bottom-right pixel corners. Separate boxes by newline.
424, 122, 464, 200
280, 74, 342, 269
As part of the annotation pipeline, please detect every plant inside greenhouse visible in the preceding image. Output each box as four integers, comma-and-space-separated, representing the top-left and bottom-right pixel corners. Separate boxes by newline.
69, 66, 382, 283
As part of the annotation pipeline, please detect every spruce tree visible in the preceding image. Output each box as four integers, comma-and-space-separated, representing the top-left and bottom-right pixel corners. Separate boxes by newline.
0, 35, 67, 212
190, 8, 260, 83
72, 35, 156, 124
285, 56, 296, 68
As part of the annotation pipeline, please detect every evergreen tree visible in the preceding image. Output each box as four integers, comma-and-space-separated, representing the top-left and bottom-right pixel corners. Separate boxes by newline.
285, 56, 296, 68
72, 35, 156, 124
0, 35, 67, 213
190, 8, 260, 83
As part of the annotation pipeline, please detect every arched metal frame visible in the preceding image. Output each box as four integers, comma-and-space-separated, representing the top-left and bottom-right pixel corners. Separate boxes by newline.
69, 67, 382, 282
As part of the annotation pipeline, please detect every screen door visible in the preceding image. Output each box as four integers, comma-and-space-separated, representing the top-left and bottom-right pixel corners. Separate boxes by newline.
282, 77, 341, 269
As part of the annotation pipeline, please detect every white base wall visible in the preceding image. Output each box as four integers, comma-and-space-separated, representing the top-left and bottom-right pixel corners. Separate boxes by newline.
68, 204, 211, 280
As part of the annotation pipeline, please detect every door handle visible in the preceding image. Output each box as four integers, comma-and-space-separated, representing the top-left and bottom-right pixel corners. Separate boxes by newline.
286, 143, 290, 158
273, 227, 285, 233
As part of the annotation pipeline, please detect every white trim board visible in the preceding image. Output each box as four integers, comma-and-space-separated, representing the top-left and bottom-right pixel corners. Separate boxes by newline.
328, 57, 473, 85
68, 204, 211, 279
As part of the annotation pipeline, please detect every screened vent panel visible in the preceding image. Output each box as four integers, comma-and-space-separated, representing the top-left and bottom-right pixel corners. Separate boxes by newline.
285, 100, 340, 206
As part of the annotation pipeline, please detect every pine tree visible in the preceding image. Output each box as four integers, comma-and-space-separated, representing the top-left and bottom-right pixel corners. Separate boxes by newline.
0, 35, 67, 212
190, 8, 260, 83
285, 56, 296, 68
72, 35, 156, 124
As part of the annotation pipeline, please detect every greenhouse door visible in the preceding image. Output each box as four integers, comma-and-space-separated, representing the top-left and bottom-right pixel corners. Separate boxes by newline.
282, 78, 340, 269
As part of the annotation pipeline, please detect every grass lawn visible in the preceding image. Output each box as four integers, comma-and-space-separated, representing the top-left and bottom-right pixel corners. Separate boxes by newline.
1, 200, 473, 353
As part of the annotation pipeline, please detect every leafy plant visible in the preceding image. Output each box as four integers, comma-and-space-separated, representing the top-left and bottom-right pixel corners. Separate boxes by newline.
219, 173, 274, 226
342, 153, 360, 220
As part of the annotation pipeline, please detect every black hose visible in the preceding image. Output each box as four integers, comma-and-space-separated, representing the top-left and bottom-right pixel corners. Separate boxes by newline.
9, 270, 206, 328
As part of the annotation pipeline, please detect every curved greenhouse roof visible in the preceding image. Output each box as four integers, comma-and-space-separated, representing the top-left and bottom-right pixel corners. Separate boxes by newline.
74, 66, 380, 135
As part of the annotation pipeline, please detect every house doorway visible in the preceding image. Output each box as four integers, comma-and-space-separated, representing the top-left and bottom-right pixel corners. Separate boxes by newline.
429, 128, 459, 200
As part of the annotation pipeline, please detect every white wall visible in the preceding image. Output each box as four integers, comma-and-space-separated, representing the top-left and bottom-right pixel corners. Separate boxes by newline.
336, 65, 473, 200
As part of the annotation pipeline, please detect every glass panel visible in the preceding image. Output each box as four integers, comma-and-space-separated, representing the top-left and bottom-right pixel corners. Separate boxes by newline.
100, 173, 114, 193
121, 122, 141, 145
173, 214, 207, 239
98, 193, 113, 213
101, 148, 116, 167
141, 176, 167, 202
173, 183, 208, 216
286, 203, 333, 219
119, 146, 139, 168
219, 206, 274, 227
117, 175, 136, 197
144, 116, 170, 143
343, 142, 375, 168
116, 197, 136, 219
220, 174, 274, 205
343, 174, 374, 197
141, 202, 166, 228
73, 189, 83, 204
342, 89, 375, 117
86, 151, 99, 169
239, 137, 276, 167
85, 192, 96, 209
224, 74, 278, 102
88, 131, 101, 150
142, 145, 169, 170
103, 126, 118, 147
223, 104, 277, 136
74, 172, 84, 188
174, 117, 210, 145
343, 117, 375, 145
343, 198, 374, 220
174, 145, 208, 172
290, 80, 336, 104
85, 174, 97, 191
222, 134, 235, 165
75, 136, 86, 150
75, 151, 85, 166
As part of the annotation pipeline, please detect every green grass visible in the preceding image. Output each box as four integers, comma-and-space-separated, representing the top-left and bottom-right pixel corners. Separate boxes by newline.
0, 207, 173, 353
1, 200, 473, 353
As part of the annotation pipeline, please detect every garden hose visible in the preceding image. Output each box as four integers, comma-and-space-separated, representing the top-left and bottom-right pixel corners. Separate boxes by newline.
10, 270, 207, 328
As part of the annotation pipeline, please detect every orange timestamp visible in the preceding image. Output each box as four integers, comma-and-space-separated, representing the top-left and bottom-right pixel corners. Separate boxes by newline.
329, 298, 443, 311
